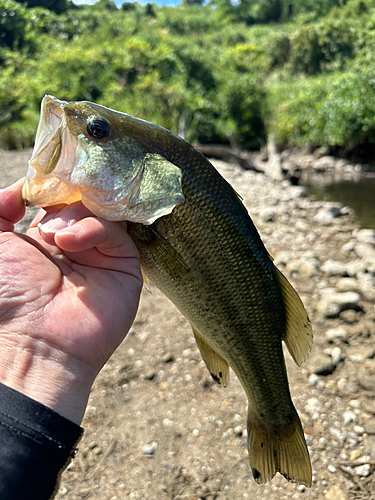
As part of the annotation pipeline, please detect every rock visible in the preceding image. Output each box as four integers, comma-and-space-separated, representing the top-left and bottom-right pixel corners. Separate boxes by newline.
364, 419, 375, 435
341, 241, 355, 255
313, 146, 330, 159
355, 243, 375, 265
320, 260, 348, 276
363, 435, 375, 457
325, 326, 348, 342
336, 277, 358, 292
259, 207, 276, 222
348, 345, 375, 362
343, 410, 356, 425
309, 353, 335, 375
358, 372, 375, 391
358, 274, 375, 300
233, 425, 243, 436
325, 485, 347, 500
345, 259, 368, 277
354, 464, 371, 477
363, 400, 375, 415
350, 449, 362, 461
331, 347, 342, 366
286, 257, 319, 277
356, 229, 375, 245
317, 288, 361, 318
305, 397, 322, 414
273, 250, 293, 267
354, 425, 365, 435
308, 373, 319, 386
340, 310, 360, 324
282, 185, 306, 200
313, 205, 342, 226
142, 441, 158, 456
312, 155, 336, 172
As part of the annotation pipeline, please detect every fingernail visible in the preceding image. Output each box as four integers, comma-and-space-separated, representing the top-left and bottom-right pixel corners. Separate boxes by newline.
38, 217, 69, 233
57, 223, 83, 236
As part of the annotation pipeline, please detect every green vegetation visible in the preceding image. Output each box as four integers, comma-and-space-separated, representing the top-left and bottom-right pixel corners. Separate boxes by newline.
2, 0, 375, 152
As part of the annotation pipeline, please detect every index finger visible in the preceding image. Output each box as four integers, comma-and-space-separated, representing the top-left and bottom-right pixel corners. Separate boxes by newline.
0, 179, 26, 231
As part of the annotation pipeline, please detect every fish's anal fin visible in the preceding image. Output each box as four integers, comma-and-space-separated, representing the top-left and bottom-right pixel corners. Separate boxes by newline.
193, 328, 229, 387
247, 411, 312, 487
274, 268, 313, 366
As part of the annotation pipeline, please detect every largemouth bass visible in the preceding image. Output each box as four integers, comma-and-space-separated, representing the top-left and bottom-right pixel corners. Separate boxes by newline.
23, 95, 313, 486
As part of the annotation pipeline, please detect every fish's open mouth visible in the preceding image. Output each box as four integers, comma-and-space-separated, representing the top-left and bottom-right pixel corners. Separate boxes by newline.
22, 95, 82, 207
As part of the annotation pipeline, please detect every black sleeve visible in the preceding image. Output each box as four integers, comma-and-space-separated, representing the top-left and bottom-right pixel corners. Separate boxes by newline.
0, 382, 83, 500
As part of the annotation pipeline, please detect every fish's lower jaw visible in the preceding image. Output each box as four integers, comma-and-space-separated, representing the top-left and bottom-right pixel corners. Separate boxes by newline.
247, 413, 312, 487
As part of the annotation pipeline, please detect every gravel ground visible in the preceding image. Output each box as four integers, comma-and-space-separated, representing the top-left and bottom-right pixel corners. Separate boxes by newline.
1, 149, 375, 500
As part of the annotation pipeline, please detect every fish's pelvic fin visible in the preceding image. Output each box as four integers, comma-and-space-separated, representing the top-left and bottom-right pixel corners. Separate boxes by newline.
274, 268, 313, 366
193, 328, 229, 387
247, 412, 312, 486
141, 269, 152, 293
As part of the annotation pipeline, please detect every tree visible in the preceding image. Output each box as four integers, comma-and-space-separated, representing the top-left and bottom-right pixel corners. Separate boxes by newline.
17, 0, 70, 14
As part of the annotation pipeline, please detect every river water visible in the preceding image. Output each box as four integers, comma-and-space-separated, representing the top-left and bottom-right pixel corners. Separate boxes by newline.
306, 177, 375, 230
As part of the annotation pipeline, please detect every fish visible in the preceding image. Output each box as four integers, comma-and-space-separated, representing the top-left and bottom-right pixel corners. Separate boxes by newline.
23, 95, 313, 486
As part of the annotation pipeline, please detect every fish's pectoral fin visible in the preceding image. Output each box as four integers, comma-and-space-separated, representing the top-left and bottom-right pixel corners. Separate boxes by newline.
247, 410, 312, 486
147, 227, 190, 283
274, 268, 313, 366
193, 328, 229, 387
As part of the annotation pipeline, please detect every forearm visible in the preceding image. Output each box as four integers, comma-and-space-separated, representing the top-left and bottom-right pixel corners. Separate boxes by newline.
0, 382, 83, 500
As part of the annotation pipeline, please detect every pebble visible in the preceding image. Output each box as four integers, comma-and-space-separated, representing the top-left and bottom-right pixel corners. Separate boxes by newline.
331, 347, 342, 366
355, 242, 375, 264
325, 326, 348, 342
354, 464, 371, 477
259, 207, 276, 222
327, 464, 337, 473
309, 353, 335, 375
353, 425, 365, 435
305, 397, 322, 414
329, 427, 342, 440
325, 485, 347, 500
308, 373, 319, 386
347, 345, 375, 362
320, 260, 347, 276
364, 419, 375, 434
142, 441, 158, 456
356, 229, 375, 245
313, 205, 342, 225
234, 425, 243, 436
343, 410, 356, 425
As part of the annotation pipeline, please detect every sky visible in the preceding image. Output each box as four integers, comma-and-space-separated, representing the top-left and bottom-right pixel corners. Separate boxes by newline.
72, 0, 182, 7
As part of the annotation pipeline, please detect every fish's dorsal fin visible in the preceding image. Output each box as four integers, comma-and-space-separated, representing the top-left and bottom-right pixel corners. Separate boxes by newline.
274, 268, 313, 366
193, 328, 229, 387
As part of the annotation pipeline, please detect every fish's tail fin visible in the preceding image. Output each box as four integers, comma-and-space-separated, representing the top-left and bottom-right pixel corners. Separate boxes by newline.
247, 409, 312, 486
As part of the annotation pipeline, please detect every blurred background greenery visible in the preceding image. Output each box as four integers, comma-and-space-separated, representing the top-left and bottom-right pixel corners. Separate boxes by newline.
2, 0, 375, 155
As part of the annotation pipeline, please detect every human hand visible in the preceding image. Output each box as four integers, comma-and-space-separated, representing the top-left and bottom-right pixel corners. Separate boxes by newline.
0, 179, 142, 424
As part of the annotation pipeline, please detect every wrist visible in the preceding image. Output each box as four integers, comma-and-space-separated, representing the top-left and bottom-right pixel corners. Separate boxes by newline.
0, 332, 95, 425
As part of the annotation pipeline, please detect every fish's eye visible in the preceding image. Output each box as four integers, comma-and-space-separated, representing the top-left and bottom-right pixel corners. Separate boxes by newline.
87, 119, 110, 139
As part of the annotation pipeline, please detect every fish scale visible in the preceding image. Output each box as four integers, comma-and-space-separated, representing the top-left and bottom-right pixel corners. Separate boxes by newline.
23, 95, 313, 487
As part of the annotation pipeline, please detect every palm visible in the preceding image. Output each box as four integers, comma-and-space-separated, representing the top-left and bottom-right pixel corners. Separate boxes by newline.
0, 210, 142, 373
